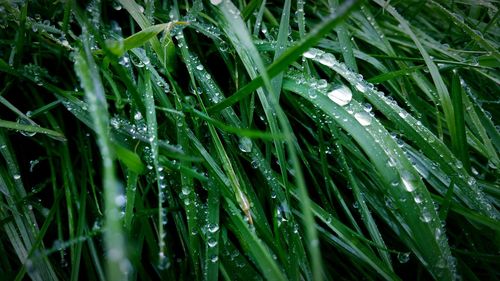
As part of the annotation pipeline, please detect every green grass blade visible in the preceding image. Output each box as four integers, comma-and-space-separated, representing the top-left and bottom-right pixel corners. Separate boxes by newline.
283, 73, 455, 280
74, 29, 128, 281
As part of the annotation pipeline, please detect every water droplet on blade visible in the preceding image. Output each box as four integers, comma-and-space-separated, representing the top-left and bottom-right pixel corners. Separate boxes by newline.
207, 238, 218, 248
303, 48, 323, 59
401, 170, 416, 192
397, 252, 410, 263
354, 112, 372, 126
134, 112, 143, 121
327, 85, 352, 106
238, 137, 252, 153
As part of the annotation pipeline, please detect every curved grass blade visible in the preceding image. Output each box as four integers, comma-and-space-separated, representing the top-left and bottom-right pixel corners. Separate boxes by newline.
304, 48, 497, 219
283, 73, 456, 280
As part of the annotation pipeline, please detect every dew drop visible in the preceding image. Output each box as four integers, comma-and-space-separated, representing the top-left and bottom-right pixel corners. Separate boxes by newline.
327, 85, 352, 106
435, 228, 442, 240
467, 177, 476, 186
303, 48, 323, 59
420, 210, 432, 223
401, 171, 416, 192
208, 224, 219, 233
238, 137, 252, 153
118, 56, 130, 67
397, 252, 410, 263
207, 238, 218, 248
355, 83, 367, 93
29, 159, 40, 172
354, 112, 372, 126
112, 1, 122, 10
17, 117, 37, 137
363, 103, 372, 112
13, 174, 21, 180
317, 79, 328, 89
210, 0, 223, 5
181, 186, 191, 196
134, 111, 143, 121
308, 88, 317, 99
318, 53, 336, 67
158, 252, 170, 270
114, 195, 126, 206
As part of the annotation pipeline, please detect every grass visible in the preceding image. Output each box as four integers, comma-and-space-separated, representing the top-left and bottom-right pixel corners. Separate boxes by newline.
0, 0, 499, 280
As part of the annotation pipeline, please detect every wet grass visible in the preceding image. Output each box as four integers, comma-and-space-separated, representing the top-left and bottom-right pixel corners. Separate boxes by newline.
0, 0, 499, 280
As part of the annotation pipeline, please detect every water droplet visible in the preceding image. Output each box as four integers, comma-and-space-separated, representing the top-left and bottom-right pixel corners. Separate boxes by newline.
17, 117, 37, 137
210, 0, 223, 5
303, 48, 323, 59
181, 186, 191, 196
397, 252, 410, 263
355, 83, 367, 93
317, 79, 328, 89
196, 64, 204, 71
308, 89, 317, 99
53, 240, 63, 250
208, 224, 219, 233
210, 255, 218, 262
238, 137, 252, 153
420, 210, 432, 222
131, 56, 145, 68
119, 56, 130, 67
354, 112, 372, 126
327, 85, 352, 106
30, 159, 40, 172
158, 252, 170, 270
207, 238, 218, 248
114, 195, 126, 206
318, 53, 336, 67
134, 111, 143, 120
251, 159, 260, 169
112, 1, 122, 10
435, 228, 442, 240
13, 174, 21, 180
401, 171, 416, 192
385, 196, 397, 210
467, 177, 476, 186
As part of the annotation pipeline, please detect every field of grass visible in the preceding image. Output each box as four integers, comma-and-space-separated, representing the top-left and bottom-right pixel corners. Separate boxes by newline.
0, 0, 499, 280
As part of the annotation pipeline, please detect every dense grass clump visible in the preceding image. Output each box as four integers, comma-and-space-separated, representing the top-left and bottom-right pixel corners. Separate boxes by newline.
0, 0, 499, 280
